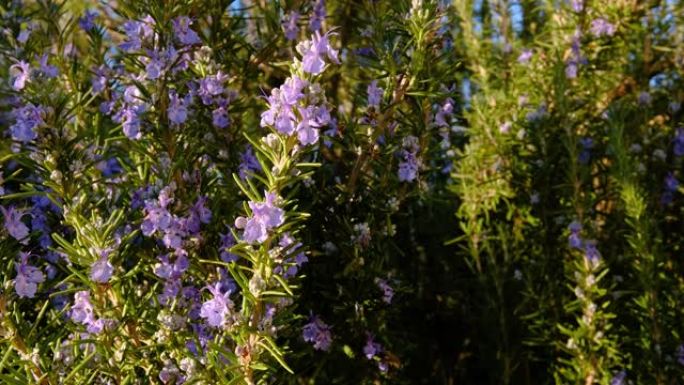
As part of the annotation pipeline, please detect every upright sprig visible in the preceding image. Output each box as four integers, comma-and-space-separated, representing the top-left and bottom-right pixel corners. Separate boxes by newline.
225, 29, 339, 384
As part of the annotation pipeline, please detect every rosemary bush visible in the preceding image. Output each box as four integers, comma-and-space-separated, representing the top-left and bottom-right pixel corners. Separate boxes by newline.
1, 0, 684, 384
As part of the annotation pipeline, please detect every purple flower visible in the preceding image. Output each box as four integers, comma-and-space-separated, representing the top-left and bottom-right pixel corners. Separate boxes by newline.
610, 371, 626, 385
154, 253, 189, 280
665, 173, 679, 192
367, 80, 383, 108
398, 136, 420, 182
364, 334, 383, 359
565, 30, 586, 79
120, 18, 155, 52
38, 54, 58, 78
1, 206, 30, 244
282, 75, 308, 103
173, 16, 201, 46
141, 200, 172, 236
282, 11, 300, 41
260, 76, 308, 135
302, 315, 332, 351
296, 106, 322, 145
435, 98, 454, 128
638, 91, 652, 106
239, 192, 285, 244
198, 71, 228, 105
183, 196, 212, 235
96, 157, 123, 178
118, 105, 144, 140
219, 230, 239, 263
200, 282, 234, 328
70, 291, 105, 334
145, 55, 165, 80
168, 91, 190, 124
17, 27, 32, 44
517, 49, 533, 64
565, 62, 578, 79
568, 221, 583, 249
90, 254, 114, 283
590, 18, 616, 38
309, 0, 326, 32
375, 278, 394, 304
9, 61, 30, 91
15, 252, 45, 298
674, 128, 684, 157
162, 219, 186, 249
79, 9, 98, 31
10, 103, 44, 142
238, 146, 262, 179
298, 31, 339, 74
159, 279, 182, 306
91, 66, 107, 94
584, 241, 600, 264
570, 0, 583, 12
212, 107, 230, 128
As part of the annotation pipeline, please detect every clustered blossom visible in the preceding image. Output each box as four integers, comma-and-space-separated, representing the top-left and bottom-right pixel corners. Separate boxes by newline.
79, 9, 98, 31
565, 30, 587, 79
517, 49, 533, 64
200, 282, 235, 328
273, 233, 309, 279
110, 83, 149, 140
610, 371, 626, 385
674, 128, 684, 157
219, 230, 239, 263
590, 18, 616, 38
9, 60, 30, 90
10, 103, 45, 142
302, 315, 333, 351
198, 71, 228, 105
570, 0, 583, 12
567, 221, 600, 265
37, 54, 58, 79
2, 205, 30, 244
168, 90, 191, 125
235, 192, 285, 244
434, 98, 455, 128
119, 16, 156, 52
309, 0, 326, 32
140, 185, 212, 307
398, 135, 420, 182
298, 31, 340, 75
375, 278, 394, 304
260, 75, 331, 145
367, 80, 383, 108
238, 146, 262, 179
282, 11, 300, 41
70, 291, 113, 334
172, 16, 202, 46
90, 249, 114, 283
14, 252, 45, 298
568, 221, 582, 249
352, 222, 372, 247
364, 334, 389, 372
